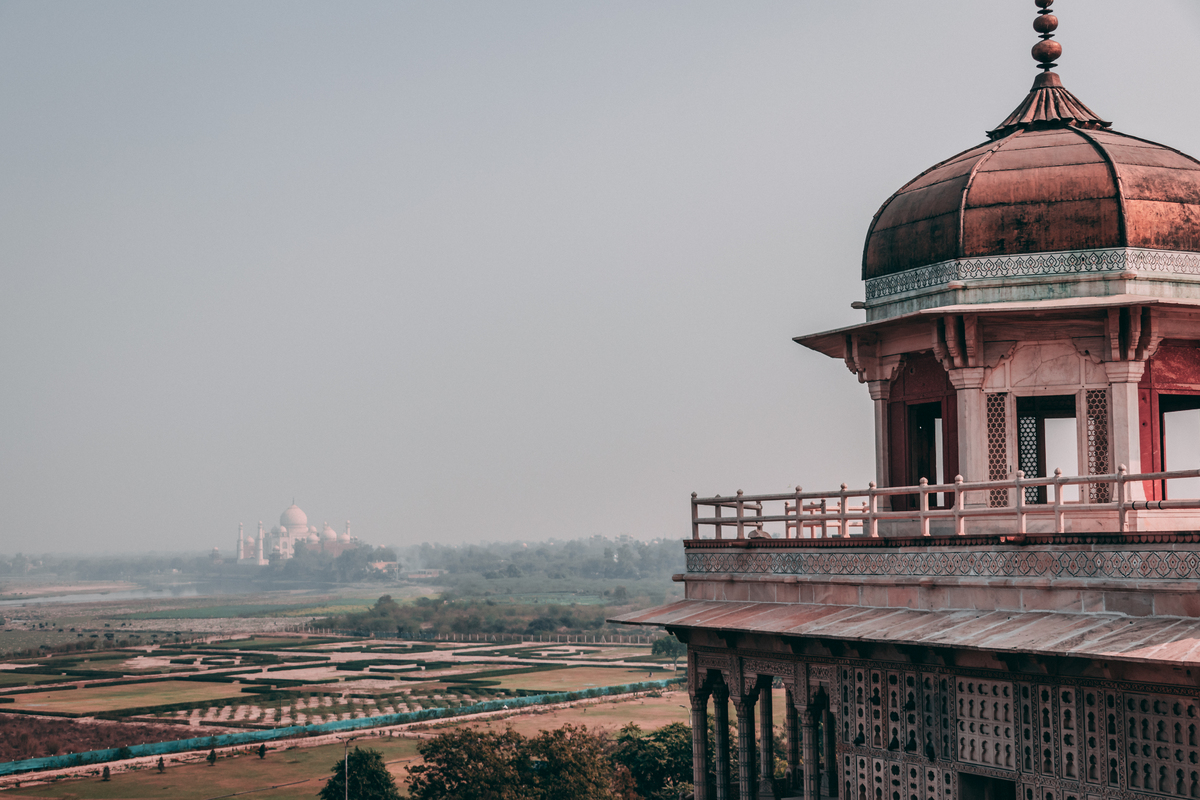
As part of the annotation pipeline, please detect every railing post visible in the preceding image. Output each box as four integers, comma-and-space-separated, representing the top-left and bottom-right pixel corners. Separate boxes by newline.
1118, 464, 1128, 532
691, 493, 699, 541
793, 486, 803, 539
1015, 470, 1027, 535
820, 498, 828, 539
954, 475, 965, 536
714, 495, 722, 541
839, 484, 849, 538
736, 490, 745, 540
919, 478, 930, 537
1052, 468, 1065, 534
868, 482, 879, 538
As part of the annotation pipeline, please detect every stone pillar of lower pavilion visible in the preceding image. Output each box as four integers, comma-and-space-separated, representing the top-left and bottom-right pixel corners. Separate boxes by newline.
948, 367, 988, 505
714, 682, 732, 800
1106, 361, 1147, 502
800, 709, 818, 800
867, 380, 892, 509
692, 687, 712, 800
786, 688, 800, 794
759, 679, 775, 799
735, 690, 759, 800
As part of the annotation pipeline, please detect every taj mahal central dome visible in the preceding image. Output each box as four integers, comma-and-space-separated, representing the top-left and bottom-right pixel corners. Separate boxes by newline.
280, 504, 308, 529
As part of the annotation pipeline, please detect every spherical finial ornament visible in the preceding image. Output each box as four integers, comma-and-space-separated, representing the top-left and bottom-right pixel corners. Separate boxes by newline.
1033, 14, 1058, 34
1035, 0, 1053, 7
1033, 39, 1062, 66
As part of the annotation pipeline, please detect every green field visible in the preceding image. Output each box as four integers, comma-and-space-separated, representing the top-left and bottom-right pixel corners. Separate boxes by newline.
491, 666, 672, 693
202, 637, 324, 650
8, 680, 251, 714
118, 599, 371, 620
0, 672, 75, 688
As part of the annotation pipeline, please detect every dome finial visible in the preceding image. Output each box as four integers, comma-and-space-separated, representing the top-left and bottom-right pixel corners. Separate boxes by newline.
1032, 0, 1061, 73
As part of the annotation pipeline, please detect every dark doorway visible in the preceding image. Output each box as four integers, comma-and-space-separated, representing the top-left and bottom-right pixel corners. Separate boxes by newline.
887, 353, 958, 511
1015, 395, 1076, 504
908, 402, 943, 485
959, 773, 1016, 800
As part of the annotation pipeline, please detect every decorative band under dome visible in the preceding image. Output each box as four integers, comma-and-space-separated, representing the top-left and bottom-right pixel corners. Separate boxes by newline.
863, 248, 1200, 301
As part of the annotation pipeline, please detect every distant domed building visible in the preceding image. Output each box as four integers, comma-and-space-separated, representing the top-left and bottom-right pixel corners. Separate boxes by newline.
235, 503, 361, 565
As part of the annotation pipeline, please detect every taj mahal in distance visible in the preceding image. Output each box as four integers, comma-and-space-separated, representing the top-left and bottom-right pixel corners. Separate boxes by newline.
234, 503, 363, 566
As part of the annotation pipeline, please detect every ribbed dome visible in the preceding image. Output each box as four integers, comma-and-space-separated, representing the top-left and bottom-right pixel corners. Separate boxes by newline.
863, 79, 1200, 281
280, 504, 307, 528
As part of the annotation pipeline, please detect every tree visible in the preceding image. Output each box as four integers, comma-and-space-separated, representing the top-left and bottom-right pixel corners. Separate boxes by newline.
611, 722, 693, 800
319, 747, 402, 800
156, 756, 165, 773
101, 766, 110, 782
651, 634, 686, 670
258, 743, 267, 759
527, 725, 612, 800
407, 729, 530, 800
207, 749, 217, 767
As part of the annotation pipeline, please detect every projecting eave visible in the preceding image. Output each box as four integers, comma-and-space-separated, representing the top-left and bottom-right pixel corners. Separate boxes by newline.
794, 294, 1200, 361
610, 599, 1200, 669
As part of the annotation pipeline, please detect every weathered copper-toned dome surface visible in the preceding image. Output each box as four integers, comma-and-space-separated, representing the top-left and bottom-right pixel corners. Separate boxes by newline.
862, 90, 1200, 281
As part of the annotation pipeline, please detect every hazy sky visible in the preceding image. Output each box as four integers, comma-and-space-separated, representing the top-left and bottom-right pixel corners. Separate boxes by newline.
3, 2, 1199, 555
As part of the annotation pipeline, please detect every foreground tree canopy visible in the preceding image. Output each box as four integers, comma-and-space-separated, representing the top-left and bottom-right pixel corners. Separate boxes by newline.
406, 723, 691, 800
319, 747, 402, 800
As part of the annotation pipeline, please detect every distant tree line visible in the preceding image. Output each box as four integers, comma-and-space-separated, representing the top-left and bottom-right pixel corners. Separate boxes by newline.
280, 544, 397, 583
0, 552, 224, 581
316, 594, 623, 637
0, 545, 398, 585
403, 537, 683, 583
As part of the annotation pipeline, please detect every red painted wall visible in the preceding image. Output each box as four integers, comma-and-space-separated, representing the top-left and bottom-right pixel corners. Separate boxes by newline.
1139, 343, 1200, 500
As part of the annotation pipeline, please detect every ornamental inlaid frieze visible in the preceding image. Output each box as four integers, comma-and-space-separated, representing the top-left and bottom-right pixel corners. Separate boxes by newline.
685, 549, 1200, 582
863, 248, 1200, 300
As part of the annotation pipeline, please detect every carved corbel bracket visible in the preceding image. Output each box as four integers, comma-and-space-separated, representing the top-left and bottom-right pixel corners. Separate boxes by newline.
1106, 305, 1163, 363
845, 333, 904, 388
933, 314, 983, 371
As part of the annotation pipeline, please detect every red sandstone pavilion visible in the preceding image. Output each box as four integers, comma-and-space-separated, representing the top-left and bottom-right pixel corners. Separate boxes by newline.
614, 4, 1200, 800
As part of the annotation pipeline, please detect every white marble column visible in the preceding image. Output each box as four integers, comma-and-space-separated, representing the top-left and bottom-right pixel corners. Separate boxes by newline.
867, 380, 892, 512
948, 367, 988, 506
1105, 361, 1146, 502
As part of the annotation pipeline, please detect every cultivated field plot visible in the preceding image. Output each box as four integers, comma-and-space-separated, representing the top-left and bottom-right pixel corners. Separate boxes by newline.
0, 629, 677, 764
0, 672, 72, 688
489, 666, 668, 693
8, 681, 249, 714
3, 696, 698, 800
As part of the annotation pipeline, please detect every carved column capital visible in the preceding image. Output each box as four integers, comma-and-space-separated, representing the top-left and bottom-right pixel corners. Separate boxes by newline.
1104, 360, 1146, 384
947, 366, 987, 391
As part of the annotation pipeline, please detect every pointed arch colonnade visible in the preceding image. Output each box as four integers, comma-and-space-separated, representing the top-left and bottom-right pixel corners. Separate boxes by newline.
688, 649, 837, 800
